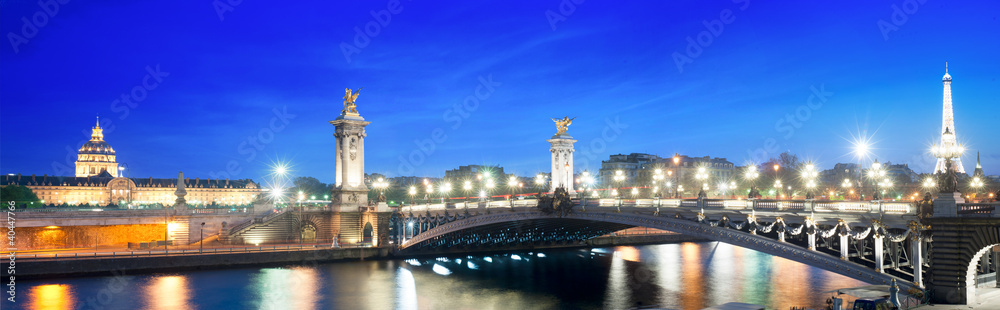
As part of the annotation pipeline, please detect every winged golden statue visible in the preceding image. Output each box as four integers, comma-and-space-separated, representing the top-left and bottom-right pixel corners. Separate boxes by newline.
551, 116, 575, 135
342, 87, 362, 115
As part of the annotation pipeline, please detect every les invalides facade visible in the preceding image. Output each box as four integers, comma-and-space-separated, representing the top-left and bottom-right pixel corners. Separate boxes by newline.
1, 118, 261, 207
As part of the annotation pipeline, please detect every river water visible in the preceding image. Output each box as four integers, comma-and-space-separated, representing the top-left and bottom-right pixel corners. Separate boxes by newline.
10, 242, 866, 309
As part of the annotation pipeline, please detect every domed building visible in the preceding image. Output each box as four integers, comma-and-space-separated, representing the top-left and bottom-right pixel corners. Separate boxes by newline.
1, 118, 261, 208
75, 117, 119, 177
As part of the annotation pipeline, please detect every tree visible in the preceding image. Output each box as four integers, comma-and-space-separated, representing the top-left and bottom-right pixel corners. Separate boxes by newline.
291, 177, 328, 199
0, 185, 40, 208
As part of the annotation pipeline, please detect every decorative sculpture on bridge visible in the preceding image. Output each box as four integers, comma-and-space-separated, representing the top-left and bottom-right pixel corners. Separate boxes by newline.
342, 87, 362, 115
937, 160, 959, 193
551, 116, 575, 135
537, 187, 573, 216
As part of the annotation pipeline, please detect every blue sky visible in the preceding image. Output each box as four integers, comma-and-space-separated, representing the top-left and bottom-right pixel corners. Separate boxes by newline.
2, 1, 998, 184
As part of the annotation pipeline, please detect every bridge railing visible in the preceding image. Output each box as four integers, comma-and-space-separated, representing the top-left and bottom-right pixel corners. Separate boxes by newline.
398, 198, 921, 216
957, 202, 999, 217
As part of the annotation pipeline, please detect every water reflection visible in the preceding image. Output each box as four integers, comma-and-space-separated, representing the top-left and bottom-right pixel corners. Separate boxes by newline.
394, 267, 418, 310
249, 267, 320, 310
679, 242, 706, 309
145, 276, 191, 310
14, 242, 869, 310
604, 251, 631, 309
27, 284, 75, 310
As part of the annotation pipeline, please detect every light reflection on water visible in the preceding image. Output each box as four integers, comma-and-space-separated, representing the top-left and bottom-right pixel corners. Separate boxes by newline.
13, 242, 866, 310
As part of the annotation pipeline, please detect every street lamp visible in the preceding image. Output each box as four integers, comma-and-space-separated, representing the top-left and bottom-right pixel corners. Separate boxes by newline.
744, 166, 759, 198
199, 222, 205, 254
507, 176, 518, 205
373, 178, 388, 205
613, 170, 626, 205
868, 160, 888, 200
535, 174, 546, 194
842, 178, 853, 200
801, 163, 819, 199
408, 186, 417, 205
463, 180, 472, 206
440, 182, 452, 204
672, 154, 681, 198
695, 166, 709, 196
921, 178, 936, 193
774, 180, 782, 199
653, 169, 664, 198
970, 176, 985, 199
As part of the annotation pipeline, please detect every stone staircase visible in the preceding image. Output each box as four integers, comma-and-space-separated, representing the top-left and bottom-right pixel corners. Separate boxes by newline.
170, 215, 191, 245
338, 212, 362, 245
224, 211, 296, 245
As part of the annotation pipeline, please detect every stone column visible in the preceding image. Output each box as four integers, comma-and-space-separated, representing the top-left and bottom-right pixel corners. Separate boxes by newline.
330, 113, 371, 212
912, 236, 923, 288
874, 235, 885, 273
548, 133, 577, 195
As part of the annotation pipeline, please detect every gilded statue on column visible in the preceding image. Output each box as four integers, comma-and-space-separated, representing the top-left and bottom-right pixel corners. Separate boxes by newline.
343, 87, 362, 115
551, 116, 575, 135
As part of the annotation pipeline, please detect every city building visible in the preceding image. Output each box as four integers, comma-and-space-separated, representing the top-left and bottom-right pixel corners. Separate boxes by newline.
884, 162, 919, 184
598, 153, 735, 187
821, 163, 862, 185
75, 117, 119, 177
0, 119, 260, 207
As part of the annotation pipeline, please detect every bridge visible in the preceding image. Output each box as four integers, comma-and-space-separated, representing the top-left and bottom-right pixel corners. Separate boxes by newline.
397, 197, 1000, 305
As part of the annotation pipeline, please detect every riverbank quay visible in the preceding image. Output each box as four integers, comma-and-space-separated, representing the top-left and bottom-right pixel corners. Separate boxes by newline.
13, 233, 706, 279
15, 246, 388, 279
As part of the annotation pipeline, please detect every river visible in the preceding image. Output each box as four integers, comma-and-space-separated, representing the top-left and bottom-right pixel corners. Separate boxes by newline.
10, 241, 867, 309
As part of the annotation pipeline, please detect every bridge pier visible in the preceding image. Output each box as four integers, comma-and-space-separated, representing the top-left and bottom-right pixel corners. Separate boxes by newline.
874, 235, 884, 273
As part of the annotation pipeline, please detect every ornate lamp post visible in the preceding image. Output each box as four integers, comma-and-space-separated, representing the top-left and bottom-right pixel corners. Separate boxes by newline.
970, 176, 985, 200
653, 169, 664, 199
440, 182, 452, 204
673, 154, 682, 198
613, 170, 626, 206
868, 160, 887, 201
579, 170, 594, 210
802, 163, 819, 199
695, 166, 709, 197
744, 166, 759, 198
841, 179, 853, 200
774, 180, 782, 199
373, 178, 388, 207
408, 186, 416, 206
463, 180, 472, 208
535, 174, 546, 195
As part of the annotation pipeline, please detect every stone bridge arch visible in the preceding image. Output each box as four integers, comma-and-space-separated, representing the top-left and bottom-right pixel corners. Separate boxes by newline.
927, 218, 1000, 304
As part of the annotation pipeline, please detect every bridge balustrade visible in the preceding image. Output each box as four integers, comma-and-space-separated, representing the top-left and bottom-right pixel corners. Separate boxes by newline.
957, 202, 999, 216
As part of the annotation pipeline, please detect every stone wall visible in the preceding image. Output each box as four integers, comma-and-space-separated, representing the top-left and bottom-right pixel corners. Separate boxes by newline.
6, 224, 166, 250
